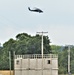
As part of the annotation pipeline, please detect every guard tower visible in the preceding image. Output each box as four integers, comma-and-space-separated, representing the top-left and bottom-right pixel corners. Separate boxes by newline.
14, 54, 58, 75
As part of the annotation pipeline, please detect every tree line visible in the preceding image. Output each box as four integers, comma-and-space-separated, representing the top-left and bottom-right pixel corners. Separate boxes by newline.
51, 45, 74, 74
0, 33, 51, 70
0, 33, 74, 74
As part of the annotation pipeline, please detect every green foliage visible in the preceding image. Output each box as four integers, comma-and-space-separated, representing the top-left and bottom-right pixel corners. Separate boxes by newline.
0, 33, 51, 70
1, 32, 74, 74
51, 45, 62, 54
51, 45, 74, 74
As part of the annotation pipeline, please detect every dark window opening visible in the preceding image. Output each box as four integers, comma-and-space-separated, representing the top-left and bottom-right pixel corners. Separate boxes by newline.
47, 60, 50, 64
16, 60, 19, 65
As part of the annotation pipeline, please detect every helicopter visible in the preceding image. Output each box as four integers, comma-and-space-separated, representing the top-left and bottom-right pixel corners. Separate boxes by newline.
28, 7, 43, 13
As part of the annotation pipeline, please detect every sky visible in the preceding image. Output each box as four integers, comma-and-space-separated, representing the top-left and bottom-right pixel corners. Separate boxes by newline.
0, 0, 74, 46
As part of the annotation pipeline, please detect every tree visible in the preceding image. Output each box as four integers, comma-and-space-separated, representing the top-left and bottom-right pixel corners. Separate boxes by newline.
0, 33, 51, 70
0, 38, 16, 70
15, 33, 51, 54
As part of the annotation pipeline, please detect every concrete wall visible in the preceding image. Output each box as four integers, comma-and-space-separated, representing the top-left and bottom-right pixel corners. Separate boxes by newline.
14, 54, 58, 75
15, 70, 52, 75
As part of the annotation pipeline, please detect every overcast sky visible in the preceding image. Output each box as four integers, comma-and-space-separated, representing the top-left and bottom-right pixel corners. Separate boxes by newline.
0, 0, 74, 46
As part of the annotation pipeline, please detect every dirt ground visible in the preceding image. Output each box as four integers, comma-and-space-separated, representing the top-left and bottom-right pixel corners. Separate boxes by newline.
0, 70, 13, 75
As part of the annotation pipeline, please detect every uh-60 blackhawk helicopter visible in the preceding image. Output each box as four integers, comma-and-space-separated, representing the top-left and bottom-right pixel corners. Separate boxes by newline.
28, 7, 43, 13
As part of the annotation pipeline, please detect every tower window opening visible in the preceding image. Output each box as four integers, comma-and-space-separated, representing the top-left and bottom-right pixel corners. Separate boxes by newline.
16, 60, 19, 65
47, 60, 50, 64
